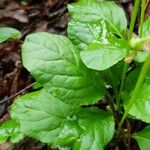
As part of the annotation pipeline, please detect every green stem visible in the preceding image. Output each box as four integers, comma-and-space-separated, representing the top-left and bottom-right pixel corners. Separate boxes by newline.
126, 0, 147, 63
107, 69, 119, 107
128, 0, 141, 42
139, 0, 147, 37
118, 0, 141, 109
118, 54, 150, 132
118, 63, 128, 102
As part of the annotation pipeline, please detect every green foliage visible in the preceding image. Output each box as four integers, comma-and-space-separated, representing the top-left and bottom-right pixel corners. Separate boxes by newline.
140, 17, 150, 37
0, 27, 21, 43
11, 89, 114, 149
0, 0, 150, 149
58, 108, 114, 149
11, 89, 77, 144
133, 125, 150, 150
22, 32, 105, 106
67, 20, 103, 50
80, 42, 126, 71
0, 119, 24, 143
134, 16, 150, 62
68, 0, 127, 38
123, 73, 150, 123
134, 51, 150, 63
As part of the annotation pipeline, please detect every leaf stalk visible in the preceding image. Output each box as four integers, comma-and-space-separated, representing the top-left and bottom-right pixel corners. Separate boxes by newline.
117, 0, 141, 110
118, 54, 150, 133
139, 0, 147, 37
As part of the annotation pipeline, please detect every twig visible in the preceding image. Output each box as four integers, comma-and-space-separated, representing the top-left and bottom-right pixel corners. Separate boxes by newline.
48, 6, 67, 19
0, 113, 10, 124
126, 119, 131, 150
106, 93, 119, 124
0, 83, 34, 104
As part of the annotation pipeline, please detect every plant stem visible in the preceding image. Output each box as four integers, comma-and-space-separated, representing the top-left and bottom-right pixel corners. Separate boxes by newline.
118, 0, 141, 109
128, 0, 141, 42
126, 119, 131, 150
118, 54, 150, 133
108, 98, 119, 123
107, 69, 119, 106
0, 83, 35, 104
139, 0, 147, 37
131, 0, 147, 61
118, 63, 128, 108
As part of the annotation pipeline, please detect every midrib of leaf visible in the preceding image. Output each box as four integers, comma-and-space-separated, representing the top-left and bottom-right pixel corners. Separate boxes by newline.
24, 105, 65, 120
25, 39, 101, 90
34, 126, 60, 133
87, 24, 98, 39
98, 7, 124, 39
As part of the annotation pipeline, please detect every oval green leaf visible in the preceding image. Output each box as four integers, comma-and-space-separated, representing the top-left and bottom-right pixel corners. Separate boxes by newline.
80, 43, 126, 71
22, 32, 105, 106
68, 0, 127, 38
0, 27, 21, 43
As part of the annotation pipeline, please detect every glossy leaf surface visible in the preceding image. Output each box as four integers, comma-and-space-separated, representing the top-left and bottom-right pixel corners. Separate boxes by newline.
22, 32, 105, 106
67, 20, 106, 50
68, 0, 127, 38
80, 42, 126, 71
58, 108, 115, 150
11, 89, 77, 144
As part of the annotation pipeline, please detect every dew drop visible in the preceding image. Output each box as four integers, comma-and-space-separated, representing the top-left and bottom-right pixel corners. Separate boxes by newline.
67, 115, 77, 121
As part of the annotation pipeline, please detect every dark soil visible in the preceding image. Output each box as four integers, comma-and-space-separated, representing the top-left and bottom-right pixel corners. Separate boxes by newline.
0, 0, 72, 122
0, 0, 150, 150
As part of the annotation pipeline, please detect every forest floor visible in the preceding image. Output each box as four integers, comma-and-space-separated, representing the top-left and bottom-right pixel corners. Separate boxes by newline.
0, 0, 150, 149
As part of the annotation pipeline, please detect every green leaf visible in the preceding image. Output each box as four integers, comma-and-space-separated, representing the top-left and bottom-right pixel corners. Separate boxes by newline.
80, 42, 126, 71
0, 27, 21, 43
134, 51, 150, 63
101, 61, 124, 91
11, 90, 115, 149
0, 119, 24, 143
22, 32, 104, 106
123, 75, 150, 123
32, 82, 42, 89
58, 108, 115, 150
132, 125, 150, 150
67, 20, 107, 50
11, 89, 77, 145
123, 65, 142, 91
141, 17, 150, 37
68, 0, 127, 38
